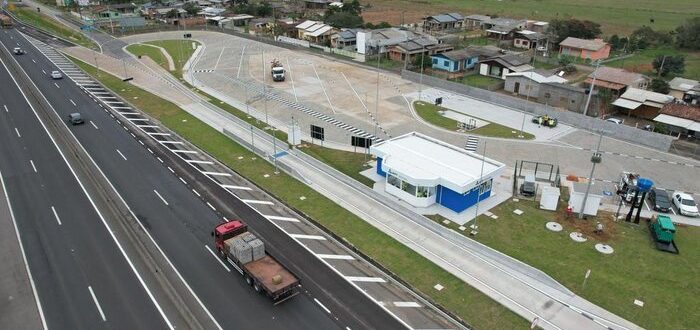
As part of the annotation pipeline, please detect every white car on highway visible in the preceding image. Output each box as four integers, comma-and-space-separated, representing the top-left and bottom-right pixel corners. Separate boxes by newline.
672, 191, 699, 217
50, 70, 63, 79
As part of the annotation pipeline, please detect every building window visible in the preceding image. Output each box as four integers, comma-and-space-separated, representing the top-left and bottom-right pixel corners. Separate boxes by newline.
479, 179, 492, 195
417, 186, 435, 198
560, 96, 567, 103
401, 180, 417, 196
432, 58, 438, 64
387, 174, 401, 189
443, 60, 449, 66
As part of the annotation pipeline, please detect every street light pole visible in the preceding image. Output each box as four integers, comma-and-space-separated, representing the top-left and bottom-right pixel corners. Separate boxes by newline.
374, 47, 380, 138
261, 49, 278, 173
583, 60, 600, 117
579, 133, 603, 219
418, 45, 425, 101
472, 140, 487, 235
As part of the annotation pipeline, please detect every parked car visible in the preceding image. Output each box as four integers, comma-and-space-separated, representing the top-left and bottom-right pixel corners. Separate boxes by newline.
520, 174, 536, 197
67, 112, 84, 125
13, 47, 25, 55
606, 118, 624, 124
50, 70, 62, 79
672, 191, 699, 217
648, 189, 671, 213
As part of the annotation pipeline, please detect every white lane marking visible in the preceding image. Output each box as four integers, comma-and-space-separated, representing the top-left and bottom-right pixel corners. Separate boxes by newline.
179, 177, 187, 185
54, 82, 59, 89
32, 59, 36, 63
670, 207, 677, 215
221, 184, 252, 191
311, 63, 336, 114
153, 189, 169, 206
148, 148, 154, 154
29, 160, 37, 173
14, 126, 22, 137
147, 132, 170, 136
345, 276, 386, 283
241, 199, 273, 205
393, 301, 421, 307
42, 69, 46, 74
88, 286, 107, 321
69, 99, 76, 106
214, 46, 226, 70
172, 149, 197, 154
167, 166, 175, 174
51, 206, 62, 225
206, 202, 216, 211
137, 125, 159, 128
314, 298, 331, 314
264, 215, 299, 222
90, 121, 98, 129
286, 57, 298, 103
3, 104, 7, 112
157, 157, 164, 163
127, 118, 150, 122
289, 234, 326, 240
159, 140, 184, 145
203, 171, 232, 177
192, 189, 201, 197
643, 200, 651, 211
139, 140, 145, 146
236, 44, 247, 78
186, 159, 214, 165
205, 245, 231, 272
116, 149, 127, 161
316, 254, 354, 260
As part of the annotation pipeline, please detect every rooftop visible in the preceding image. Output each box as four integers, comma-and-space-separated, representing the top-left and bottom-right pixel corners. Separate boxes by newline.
587, 66, 646, 86
506, 71, 568, 84
371, 132, 504, 193
661, 103, 700, 122
559, 37, 607, 51
426, 13, 464, 23
668, 77, 699, 92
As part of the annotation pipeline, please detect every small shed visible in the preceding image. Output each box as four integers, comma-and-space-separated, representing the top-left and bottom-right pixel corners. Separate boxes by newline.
569, 183, 603, 216
540, 186, 560, 211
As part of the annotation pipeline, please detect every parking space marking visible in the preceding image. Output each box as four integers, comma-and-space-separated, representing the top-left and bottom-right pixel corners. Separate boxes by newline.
316, 254, 354, 260
345, 276, 386, 283
289, 234, 326, 240
393, 302, 421, 308
264, 215, 299, 222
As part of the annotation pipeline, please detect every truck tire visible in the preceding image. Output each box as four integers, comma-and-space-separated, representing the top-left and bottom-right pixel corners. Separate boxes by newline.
245, 276, 252, 286
253, 282, 261, 293
218, 248, 225, 259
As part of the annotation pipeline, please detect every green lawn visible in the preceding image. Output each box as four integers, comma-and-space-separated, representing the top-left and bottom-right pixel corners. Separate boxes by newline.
68, 54, 528, 330
452, 74, 503, 89
604, 48, 700, 80
366, 0, 698, 34
414, 101, 535, 140
9, 7, 97, 49
433, 197, 700, 330
301, 144, 375, 187
144, 40, 200, 77
125, 44, 168, 70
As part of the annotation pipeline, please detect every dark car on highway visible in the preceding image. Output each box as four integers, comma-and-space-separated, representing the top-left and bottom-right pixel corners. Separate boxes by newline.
649, 189, 671, 213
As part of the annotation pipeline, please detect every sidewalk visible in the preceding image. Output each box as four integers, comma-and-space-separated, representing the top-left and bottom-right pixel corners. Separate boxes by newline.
64, 43, 641, 330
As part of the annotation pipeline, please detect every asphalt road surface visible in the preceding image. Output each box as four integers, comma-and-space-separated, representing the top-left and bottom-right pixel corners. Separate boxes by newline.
0, 48, 168, 329
0, 28, 405, 330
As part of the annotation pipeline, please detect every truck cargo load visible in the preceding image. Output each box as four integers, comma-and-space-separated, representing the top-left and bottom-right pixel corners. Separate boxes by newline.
1, 14, 14, 28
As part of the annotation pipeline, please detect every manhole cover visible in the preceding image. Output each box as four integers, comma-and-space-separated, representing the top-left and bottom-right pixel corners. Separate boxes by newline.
545, 222, 562, 232
570, 232, 587, 242
595, 243, 614, 254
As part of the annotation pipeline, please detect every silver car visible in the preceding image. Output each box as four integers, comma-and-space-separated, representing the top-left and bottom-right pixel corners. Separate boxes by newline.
50, 70, 63, 79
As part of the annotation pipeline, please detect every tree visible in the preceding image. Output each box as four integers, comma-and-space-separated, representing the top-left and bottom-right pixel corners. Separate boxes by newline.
182, 2, 200, 16
548, 19, 602, 45
653, 55, 685, 76
608, 34, 622, 50
413, 52, 432, 70
165, 8, 179, 18
675, 17, 700, 50
324, 11, 364, 28
558, 54, 574, 66
365, 21, 391, 29
629, 26, 672, 50
650, 78, 670, 94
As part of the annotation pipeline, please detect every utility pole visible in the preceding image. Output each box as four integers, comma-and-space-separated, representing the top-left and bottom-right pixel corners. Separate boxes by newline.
583, 60, 600, 117
657, 55, 667, 77
472, 140, 487, 235
374, 47, 380, 138
579, 133, 603, 219
262, 49, 278, 173
418, 45, 425, 101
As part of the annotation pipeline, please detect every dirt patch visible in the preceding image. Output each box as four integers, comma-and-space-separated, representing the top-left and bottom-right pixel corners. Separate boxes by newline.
554, 209, 619, 242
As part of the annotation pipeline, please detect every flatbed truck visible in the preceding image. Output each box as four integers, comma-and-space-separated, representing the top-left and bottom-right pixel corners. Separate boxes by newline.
213, 220, 300, 304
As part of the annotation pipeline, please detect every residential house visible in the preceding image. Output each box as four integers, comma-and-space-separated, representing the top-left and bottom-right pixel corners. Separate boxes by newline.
303, 0, 333, 10
653, 103, 699, 136
356, 28, 422, 55
422, 13, 465, 34
585, 67, 649, 96
229, 14, 254, 27
513, 30, 545, 49
55, 0, 72, 7
538, 83, 600, 114
296, 20, 335, 45
483, 17, 526, 39
504, 70, 567, 97
388, 38, 453, 66
668, 77, 700, 104
199, 7, 226, 17
559, 37, 610, 60
149, 7, 187, 20
464, 14, 490, 30
478, 54, 533, 79
526, 20, 549, 33
249, 17, 275, 34
331, 29, 358, 49
612, 87, 674, 119
429, 45, 502, 72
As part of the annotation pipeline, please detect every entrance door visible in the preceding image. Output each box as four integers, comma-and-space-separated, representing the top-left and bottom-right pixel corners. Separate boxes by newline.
514, 82, 520, 94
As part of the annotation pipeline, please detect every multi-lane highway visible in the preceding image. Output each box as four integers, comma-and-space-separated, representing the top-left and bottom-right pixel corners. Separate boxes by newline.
0, 27, 406, 330
0, 46, 168, 329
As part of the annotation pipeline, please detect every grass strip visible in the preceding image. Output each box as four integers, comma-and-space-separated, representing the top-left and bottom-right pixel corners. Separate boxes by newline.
68, 54, 528, 330
9, 7, 97, 49
414, 101, 535, 140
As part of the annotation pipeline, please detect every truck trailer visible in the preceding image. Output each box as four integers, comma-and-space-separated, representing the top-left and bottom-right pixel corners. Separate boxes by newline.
1, 14, 13, 28
213, 220, 300, 304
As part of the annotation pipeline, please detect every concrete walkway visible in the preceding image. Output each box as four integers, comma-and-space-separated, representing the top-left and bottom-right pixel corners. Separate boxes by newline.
61, 38, 643, 330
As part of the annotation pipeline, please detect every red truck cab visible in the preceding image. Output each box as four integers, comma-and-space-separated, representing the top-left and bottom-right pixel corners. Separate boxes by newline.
213, 220, 247, 256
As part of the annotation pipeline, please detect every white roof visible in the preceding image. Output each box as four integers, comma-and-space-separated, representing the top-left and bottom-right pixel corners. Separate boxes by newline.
306, 25, 333, 37
611, 98, 642, 109
618, 87, 674, 108
296, 20, 317, 30
231, 14, 254, 20
506, 71, 567, 84
370, 132, 505, 193
653, 114, 700, 130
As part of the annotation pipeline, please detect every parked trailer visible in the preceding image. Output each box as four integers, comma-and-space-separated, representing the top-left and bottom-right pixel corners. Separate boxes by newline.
213, 220, 300, 304
1, 14, 14, 28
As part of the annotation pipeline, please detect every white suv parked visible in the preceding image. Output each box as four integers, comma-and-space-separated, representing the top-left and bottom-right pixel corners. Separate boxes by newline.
672, 191, 699, 217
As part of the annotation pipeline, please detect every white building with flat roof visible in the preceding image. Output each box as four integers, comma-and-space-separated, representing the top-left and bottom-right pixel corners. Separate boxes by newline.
370, 132, 505, 212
